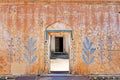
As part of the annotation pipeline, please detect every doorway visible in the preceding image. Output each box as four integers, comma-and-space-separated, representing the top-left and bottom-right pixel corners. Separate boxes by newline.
55, 37, 63, 52
50, 35, 69, 73
45, 22, 74, 74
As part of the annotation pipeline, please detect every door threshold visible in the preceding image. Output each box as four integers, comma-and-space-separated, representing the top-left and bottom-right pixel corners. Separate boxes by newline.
50, 71, 69, 74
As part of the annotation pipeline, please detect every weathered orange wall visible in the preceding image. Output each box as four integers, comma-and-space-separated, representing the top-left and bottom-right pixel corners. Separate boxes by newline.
0, 1, 120, 75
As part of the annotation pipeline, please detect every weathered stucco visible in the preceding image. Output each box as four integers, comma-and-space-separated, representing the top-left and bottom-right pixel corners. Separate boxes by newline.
0, 1, 120, 75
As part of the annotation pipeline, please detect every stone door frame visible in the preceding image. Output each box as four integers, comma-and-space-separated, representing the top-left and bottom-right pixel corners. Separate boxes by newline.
45, 30, 75, 74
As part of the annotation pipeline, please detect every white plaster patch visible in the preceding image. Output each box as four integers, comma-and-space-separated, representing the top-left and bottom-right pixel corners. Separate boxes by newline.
3, 29, 11, 40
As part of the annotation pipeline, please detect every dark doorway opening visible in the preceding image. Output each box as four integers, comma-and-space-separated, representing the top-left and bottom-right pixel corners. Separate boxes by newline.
55, 37, 63, 52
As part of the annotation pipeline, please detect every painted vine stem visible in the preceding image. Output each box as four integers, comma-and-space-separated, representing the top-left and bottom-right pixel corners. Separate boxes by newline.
107, 36, 112, 63
98, 38, 105, 63
17, 37, 22, 64
8, 38, 15, 73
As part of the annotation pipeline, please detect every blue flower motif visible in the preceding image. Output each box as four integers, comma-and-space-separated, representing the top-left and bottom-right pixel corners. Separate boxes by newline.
24, 38, 37, 65
82, 37, 96, 65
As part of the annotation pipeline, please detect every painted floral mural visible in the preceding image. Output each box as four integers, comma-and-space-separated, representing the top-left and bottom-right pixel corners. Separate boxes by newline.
0, 1, 119, 75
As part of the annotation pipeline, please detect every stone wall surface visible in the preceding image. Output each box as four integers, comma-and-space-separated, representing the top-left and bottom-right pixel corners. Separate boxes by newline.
0, 1, 120, 75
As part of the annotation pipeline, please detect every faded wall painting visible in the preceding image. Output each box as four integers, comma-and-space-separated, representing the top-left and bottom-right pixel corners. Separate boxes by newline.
0, 2, 120, 75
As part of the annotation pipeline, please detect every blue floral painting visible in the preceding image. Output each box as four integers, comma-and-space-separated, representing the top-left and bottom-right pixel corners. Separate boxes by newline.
82, 37, 96, 65
24, 38, 37, 65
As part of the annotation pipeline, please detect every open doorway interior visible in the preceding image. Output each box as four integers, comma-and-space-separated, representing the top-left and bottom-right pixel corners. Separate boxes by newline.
55, 37, 63, 52
50, 35, 69, 73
